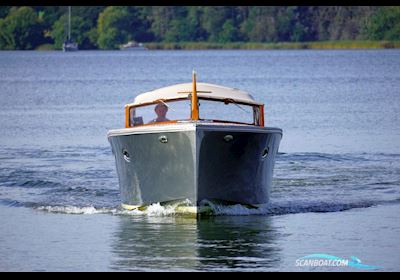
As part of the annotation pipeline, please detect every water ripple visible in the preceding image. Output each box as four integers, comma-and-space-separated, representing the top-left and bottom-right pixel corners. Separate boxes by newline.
0, 148, 399, 216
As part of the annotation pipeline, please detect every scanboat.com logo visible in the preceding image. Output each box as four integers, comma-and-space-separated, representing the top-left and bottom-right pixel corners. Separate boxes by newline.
295, 254, 381, 270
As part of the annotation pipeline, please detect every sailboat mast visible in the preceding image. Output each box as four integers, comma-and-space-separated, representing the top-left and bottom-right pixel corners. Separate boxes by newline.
68, 6, 71, 41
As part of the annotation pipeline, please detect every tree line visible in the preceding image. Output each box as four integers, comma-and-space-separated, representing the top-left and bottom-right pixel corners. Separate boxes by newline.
0, 6, 399, 50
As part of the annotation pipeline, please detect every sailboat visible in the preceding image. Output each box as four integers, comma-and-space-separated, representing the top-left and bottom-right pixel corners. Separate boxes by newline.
62, 6, 78, 52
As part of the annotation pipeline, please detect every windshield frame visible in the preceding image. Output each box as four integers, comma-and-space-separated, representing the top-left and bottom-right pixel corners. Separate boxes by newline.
125, 97, 190, 128
125, 96, 264, 128
197, 97, 263, 126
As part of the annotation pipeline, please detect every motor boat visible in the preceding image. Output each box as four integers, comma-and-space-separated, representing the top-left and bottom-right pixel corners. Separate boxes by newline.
120, 41, 148, 51
107, 71, 282, 215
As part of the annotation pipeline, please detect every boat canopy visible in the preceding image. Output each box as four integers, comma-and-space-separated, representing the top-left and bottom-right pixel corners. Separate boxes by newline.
127, 83, 262, 107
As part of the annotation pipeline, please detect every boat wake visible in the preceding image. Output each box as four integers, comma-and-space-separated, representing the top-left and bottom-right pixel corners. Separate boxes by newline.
32, 198, 392, 217
35, 202, 187, 216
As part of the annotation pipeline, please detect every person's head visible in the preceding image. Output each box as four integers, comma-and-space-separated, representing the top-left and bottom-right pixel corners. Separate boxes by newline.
155, 103, 168, 118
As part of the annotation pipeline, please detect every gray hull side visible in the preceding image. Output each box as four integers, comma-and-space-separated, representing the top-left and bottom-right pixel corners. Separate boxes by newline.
109, 130, 197, 206
108, 125, 282, 207
197, 127, 282, 205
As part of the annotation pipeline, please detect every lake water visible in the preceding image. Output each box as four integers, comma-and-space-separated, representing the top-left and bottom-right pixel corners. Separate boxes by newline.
0, 50, 399, 271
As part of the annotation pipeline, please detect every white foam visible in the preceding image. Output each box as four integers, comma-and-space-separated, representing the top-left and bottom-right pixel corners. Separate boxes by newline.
35, 199, 374, 217
36, 205, 112, 215
36, 203, 181, 216
145, 203, 177, 216
34, 203, 285, 216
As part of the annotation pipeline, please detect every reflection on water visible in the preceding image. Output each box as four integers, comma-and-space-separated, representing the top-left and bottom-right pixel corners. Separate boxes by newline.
111, 215, 281, 271
196, 216, 281, 271
110, 216, 198, 271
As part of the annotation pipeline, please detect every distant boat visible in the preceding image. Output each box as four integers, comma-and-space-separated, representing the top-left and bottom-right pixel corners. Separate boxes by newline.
63, 40, 78, 52
63, 6, 78, 52
120, 41, 147, 51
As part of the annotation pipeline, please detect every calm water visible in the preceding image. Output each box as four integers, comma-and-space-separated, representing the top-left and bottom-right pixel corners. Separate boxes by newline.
0, 50, 399, 271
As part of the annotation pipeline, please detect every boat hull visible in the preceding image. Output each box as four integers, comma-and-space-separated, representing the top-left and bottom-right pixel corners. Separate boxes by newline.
108, 123, 282, 213
120, 47, 148, 51
63, 42, 78, 52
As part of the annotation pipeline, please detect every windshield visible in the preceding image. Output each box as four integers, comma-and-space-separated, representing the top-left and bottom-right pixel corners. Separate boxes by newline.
129, 99, 191, 127
198, 99, 255, 125
128, 98, 259, 127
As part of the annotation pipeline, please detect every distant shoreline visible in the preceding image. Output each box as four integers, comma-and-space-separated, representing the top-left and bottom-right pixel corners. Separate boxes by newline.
27, 40, 400, 51
145, 40, 400, 50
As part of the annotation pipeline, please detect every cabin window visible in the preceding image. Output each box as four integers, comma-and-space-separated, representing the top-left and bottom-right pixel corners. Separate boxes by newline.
129, 99, 191, 127
198, 99, 255, 125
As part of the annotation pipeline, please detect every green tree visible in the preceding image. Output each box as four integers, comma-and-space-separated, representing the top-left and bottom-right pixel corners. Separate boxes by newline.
149, 6, 178, 41
0, 19, 13, 49
274, 7, 296, 41
0, 6, 43, 50
51, 15, 92, 49
1, 6, 399, 50
127, 6, 154, 42
186, 7, 207, 41
164, 19, 187, 42
0, 6, 11, 18
162, 7, 200, 42
97, 6, 132, 49
32, 6, 63, 30
219, 19, 237, 42
73, 6, 106, 26
241, 6, 277, 42
200, 6, 230, 42
364, 6, 400, 40
291, 6, 318, 41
